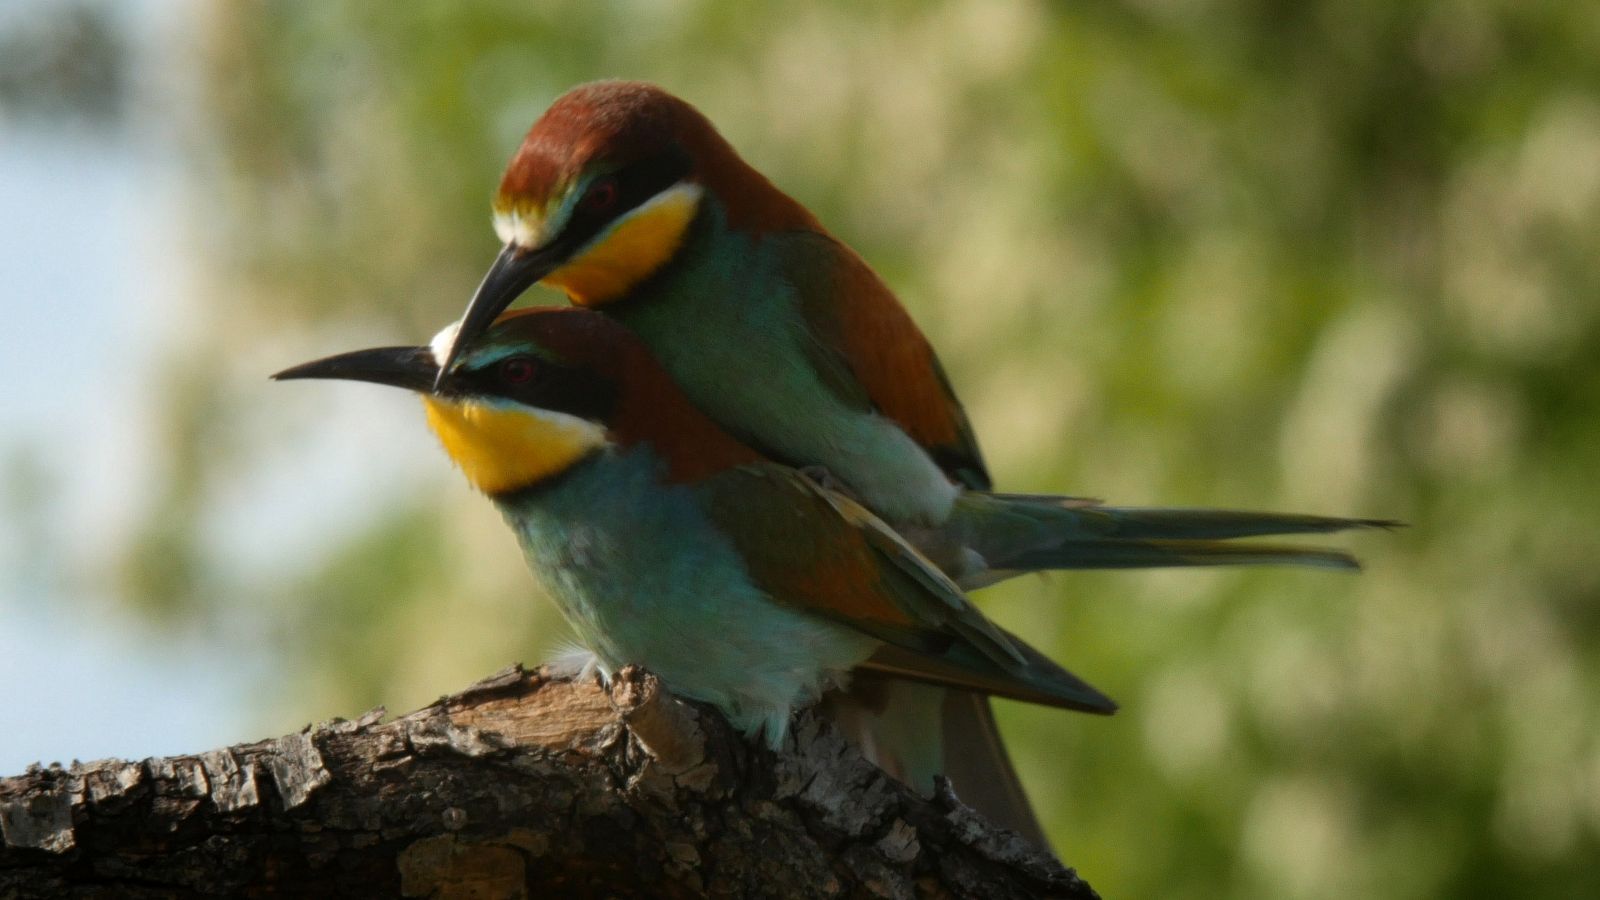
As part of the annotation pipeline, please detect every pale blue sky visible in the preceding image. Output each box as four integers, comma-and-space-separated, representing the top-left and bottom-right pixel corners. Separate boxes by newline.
0, 0, 463, 773
0, 1, 261, 772
0, 129, 265, 771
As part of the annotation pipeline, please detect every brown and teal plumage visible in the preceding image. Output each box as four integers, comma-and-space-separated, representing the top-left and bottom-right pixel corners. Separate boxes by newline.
282, 307, 1388, 852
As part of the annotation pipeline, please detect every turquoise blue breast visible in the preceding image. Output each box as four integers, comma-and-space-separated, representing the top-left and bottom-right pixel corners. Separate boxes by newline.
493, 445, 869, 743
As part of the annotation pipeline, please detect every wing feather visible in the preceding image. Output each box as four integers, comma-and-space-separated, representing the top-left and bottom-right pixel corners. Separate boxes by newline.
695, 465, 1113, 712
784, 234, 992, 490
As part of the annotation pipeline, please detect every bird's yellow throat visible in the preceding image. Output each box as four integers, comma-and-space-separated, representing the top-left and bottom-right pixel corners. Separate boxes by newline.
540, 182, 703, 307
422, 396, 606, 495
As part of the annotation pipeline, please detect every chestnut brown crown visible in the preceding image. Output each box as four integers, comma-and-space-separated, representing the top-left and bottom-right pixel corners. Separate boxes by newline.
496, 80, 817, 233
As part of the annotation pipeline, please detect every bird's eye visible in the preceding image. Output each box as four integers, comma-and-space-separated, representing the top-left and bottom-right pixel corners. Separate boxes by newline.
581, 176, 619, 214
498, 356, 538, 385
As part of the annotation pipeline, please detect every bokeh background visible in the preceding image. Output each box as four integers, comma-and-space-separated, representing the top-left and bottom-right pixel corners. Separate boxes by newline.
4, 1, 1597, 896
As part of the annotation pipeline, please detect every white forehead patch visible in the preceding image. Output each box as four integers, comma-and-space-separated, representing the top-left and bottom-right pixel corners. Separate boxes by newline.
494, 209, 546, 249
429, 317, 529, 372
429, 320, 463, 368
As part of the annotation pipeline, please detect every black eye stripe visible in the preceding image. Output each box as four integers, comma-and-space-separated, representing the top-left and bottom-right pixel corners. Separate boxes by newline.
610, 146, 692, 211
560, 146, 693, 249
581, 178, 619, 211
455, 358, 619, 424
499, 357, 537, 383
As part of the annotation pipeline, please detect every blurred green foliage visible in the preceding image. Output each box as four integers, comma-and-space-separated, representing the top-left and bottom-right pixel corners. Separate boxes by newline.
114, 2, 1599, 897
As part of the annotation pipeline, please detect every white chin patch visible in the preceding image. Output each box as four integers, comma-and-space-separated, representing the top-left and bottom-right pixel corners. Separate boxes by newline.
429, 320, 463, 369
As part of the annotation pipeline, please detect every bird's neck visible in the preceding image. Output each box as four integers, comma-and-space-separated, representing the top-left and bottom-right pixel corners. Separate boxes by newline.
602, 357, 765, 484
677, 124, 822, 235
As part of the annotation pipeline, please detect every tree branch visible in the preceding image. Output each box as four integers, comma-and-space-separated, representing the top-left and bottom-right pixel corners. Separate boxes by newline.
0, 665, 1096, 898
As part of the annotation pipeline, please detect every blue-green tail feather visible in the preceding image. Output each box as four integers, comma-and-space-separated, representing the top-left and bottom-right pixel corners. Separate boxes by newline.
940, 493, 1397, 586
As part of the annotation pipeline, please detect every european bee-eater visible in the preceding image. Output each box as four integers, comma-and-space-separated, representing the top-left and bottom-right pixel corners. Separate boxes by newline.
277, 308, 1121, 845
440, 82, 1388, 564
439, 81, 1385, 585
279, 308, 1385, 847
440, 80, 994, 527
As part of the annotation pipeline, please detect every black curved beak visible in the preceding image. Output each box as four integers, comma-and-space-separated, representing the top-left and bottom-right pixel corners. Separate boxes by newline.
273, 346, 439, 393
436, 241, 565, 388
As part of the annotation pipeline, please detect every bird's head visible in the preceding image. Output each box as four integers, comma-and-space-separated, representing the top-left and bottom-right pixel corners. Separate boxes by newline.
275, 308, 758, 496
440, 81, 818, 380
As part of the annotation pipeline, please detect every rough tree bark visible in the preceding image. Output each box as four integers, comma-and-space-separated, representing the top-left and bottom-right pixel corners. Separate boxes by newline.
0, 665, 1096, 899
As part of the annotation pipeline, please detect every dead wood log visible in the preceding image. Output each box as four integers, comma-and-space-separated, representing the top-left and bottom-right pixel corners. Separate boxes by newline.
0, 665, 1096, 899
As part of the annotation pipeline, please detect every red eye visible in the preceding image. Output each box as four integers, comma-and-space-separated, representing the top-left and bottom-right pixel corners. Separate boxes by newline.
582, 177, 619, 213
499, 357, 537, 385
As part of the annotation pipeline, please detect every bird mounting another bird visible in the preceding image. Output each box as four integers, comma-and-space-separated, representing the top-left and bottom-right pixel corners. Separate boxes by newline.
278, 308, 1388, 848
281, 81, 1392, 850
